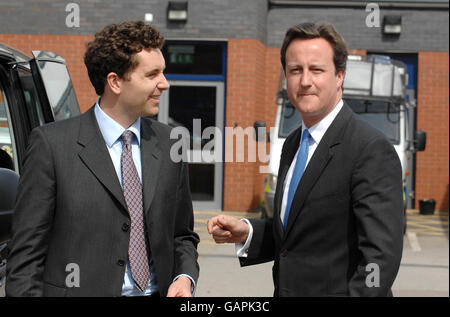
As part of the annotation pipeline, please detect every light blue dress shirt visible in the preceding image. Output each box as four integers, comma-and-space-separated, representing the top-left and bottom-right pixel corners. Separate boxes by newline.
94, 99, 195, 296
94, 101, 158, 296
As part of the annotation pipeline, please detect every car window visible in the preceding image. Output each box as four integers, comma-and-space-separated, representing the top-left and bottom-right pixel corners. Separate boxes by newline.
346, 98, 401, 145
32, 52, 80, 121
17, 67, 45, 129
279, 101, 302, 138
0, 81, 17, 171
37, 60, 79, 120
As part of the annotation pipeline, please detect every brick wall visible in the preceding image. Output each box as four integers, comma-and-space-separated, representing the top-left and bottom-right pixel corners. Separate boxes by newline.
267, 7, 449, 52
0, 34, 97, 113
2, 34, 447, 212
0, 0, 268, 44
224, 39, 268, 211
264, 48, 282, 131
416, 52, 449, 211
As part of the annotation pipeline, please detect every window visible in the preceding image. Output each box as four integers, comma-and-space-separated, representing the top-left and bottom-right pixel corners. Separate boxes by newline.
279, 101, 302, 138
345, 98, 401, 144
18, 68, 45, 128
33, 58, 80, 121
0, 81, 17, 170
162, 42, 225, 76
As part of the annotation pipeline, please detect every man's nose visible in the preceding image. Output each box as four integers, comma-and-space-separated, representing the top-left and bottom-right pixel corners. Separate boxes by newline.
300, 71, 312, 87
158, 74, 170, 90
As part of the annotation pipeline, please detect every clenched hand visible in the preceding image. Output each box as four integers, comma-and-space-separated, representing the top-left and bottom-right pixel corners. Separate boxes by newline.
207, 215, 250, 244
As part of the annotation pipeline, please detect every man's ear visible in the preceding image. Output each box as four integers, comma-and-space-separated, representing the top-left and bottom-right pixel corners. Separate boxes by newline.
336, 70, 345, 90
105, 72, 121, 95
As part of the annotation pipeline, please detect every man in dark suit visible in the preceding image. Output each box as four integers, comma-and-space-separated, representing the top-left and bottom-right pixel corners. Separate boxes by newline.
6, 21, 199, 297
208, 22, 403, 296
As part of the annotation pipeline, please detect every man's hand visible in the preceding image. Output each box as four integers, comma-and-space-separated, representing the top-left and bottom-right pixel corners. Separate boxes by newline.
167, 276, 192, 297
207, 215, 250, 244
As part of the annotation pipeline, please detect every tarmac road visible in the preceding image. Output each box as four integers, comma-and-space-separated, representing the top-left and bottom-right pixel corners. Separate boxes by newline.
194, 209, 449, 297
1, 209, 447, 297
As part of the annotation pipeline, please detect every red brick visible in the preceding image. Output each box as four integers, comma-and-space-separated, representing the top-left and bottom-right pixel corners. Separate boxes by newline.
416, 52, 449, 211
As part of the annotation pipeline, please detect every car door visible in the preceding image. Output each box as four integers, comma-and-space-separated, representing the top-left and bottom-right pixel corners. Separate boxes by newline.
0, 46, 80, 285
29, 50, 80, 124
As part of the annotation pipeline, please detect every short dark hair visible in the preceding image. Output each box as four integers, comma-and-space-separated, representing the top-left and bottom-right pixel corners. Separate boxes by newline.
280, 22, 348, 74
84, 21, 165, 95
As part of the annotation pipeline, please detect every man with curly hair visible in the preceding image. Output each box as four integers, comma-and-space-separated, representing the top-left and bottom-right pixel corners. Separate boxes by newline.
6, 21, 199, 297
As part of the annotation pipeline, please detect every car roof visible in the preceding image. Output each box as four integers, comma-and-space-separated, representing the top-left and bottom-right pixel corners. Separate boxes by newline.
0, 42, 31, 63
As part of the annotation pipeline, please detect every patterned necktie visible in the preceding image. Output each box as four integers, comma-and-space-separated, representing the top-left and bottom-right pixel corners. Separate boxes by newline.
121, 130, 150, 292
284, 129, 311, 229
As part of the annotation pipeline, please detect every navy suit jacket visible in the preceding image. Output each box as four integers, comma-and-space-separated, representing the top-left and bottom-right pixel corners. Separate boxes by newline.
240, 104, 403, 297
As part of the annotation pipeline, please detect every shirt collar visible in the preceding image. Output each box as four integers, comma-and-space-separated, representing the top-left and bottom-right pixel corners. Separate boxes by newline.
301, 99, 344, 145
94, 98, 141, 148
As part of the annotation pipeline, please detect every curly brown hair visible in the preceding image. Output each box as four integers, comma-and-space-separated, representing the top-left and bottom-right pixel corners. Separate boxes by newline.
280, 22, 348, 75
84, 21, 165, 95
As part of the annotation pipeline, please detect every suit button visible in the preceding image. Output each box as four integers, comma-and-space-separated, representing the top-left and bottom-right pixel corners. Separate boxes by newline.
117, 259, 125, 266
281, 249, 288, 257
122, 223, 130, 232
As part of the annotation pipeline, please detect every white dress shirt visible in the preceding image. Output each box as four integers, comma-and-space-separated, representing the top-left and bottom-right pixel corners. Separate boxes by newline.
236, 100, 344, 257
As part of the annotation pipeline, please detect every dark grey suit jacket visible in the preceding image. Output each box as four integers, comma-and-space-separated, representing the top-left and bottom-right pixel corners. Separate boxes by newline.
240, 104, 404, 297
6, 106, 199, 296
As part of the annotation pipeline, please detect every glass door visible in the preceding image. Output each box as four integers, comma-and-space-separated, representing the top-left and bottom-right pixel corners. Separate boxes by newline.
159, 81, 224, 210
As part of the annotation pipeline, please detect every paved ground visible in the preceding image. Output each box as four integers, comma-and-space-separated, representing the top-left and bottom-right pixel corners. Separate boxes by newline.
405, 209, 448, 237
1, 209, 447, 297
194, 209, 449, 297
392, 209, 449, 296
194, 210, 274, 297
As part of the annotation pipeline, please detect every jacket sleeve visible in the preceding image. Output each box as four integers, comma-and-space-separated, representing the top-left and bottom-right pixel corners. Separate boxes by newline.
6, 127, 56, 297
239, 218, 275, 267
349, 135, 404, 296
172, 161, 200, 284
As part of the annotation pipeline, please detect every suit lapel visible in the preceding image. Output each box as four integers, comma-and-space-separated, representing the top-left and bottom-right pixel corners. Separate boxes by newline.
283, 105, 353, 238
77, 107, 128, 213
140, 118, 162, 216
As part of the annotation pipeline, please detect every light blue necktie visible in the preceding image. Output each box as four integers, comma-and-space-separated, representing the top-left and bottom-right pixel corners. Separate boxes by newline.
284, 129, 311, 229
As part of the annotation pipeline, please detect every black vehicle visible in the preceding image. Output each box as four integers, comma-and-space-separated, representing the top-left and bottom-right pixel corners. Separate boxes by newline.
0, 43, 80, 284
